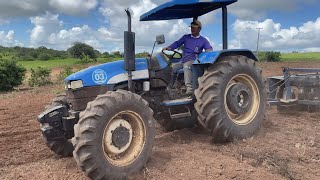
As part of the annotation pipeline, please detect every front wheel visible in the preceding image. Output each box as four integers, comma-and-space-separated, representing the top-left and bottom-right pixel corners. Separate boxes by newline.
43, 94, 73, 157
72, 90, 155, 179
194, 56, 266, 143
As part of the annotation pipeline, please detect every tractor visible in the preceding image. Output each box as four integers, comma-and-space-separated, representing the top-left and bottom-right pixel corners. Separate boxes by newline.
37, 0, 266, 179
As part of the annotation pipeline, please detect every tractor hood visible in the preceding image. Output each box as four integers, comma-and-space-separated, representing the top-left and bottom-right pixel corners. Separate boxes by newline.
65, 58, 149, 87
140, 0, 237, 21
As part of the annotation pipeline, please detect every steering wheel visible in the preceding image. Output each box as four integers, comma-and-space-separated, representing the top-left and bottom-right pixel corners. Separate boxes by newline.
162, 49, 182, 60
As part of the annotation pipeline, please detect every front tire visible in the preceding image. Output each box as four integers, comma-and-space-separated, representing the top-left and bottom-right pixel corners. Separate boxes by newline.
194, 56, 266, 143
72, 90, 155, 179
43, 94, 73, 157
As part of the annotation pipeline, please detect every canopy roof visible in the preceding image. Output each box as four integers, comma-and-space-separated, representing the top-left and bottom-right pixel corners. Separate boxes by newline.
140, 0, 237, 21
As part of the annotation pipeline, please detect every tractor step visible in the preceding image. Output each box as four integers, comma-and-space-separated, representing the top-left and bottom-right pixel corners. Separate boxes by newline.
161, 97, 193, 107
170, 111, 191, 119
169, 105, 192, 119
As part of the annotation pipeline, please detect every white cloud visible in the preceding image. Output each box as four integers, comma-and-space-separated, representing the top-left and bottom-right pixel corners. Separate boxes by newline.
48, 25, 109, 51
229, 0, 316, 20
0, 30, 23, 47
230, 18, 320, 52
30, 12, 63, 46
97, 0, 191, 52
29, 12, 122, 52
26, 0, 216, 53
49, 0, 98, 15
0, 0, 51, 18
0, 0, 98, 19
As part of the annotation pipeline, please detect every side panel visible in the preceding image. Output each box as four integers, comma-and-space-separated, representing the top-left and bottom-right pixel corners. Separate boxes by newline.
65, 58, 149, 87
193, 49, 258, 65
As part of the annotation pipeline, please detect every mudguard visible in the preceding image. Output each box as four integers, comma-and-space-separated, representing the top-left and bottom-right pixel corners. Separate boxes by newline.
65, 58, 149, 87
193, 49, 258, 65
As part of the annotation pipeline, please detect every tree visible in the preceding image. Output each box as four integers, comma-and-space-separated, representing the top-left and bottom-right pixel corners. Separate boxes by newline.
0, 53, 26, 91
94, 50, 101, 58
102, 51, 110, 58
68, 42, 96, 59
136, 51, 150, 58
111, 51, 122, 58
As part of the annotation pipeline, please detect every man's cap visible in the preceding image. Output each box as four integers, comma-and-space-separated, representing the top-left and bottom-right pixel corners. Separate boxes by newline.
190, 20, 202, 29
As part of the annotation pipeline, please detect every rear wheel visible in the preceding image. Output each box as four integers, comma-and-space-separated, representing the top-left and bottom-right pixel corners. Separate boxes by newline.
43, 94, 73, 157
194, 56, 266, 143
72, 90, 155, 179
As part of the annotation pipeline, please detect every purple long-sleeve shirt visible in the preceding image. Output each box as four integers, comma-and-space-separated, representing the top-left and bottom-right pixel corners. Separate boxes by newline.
168, 34, 212, 63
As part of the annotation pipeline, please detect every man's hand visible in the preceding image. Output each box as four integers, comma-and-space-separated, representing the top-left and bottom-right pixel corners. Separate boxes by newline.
162, 47, 171, 51
205, 48, 213, 52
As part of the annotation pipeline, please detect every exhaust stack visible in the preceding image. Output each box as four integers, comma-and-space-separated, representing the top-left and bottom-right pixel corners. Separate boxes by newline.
124, 9, 135, 92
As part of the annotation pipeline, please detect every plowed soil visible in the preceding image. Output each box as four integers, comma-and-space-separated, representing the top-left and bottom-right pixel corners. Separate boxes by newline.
1, 61, 320, 180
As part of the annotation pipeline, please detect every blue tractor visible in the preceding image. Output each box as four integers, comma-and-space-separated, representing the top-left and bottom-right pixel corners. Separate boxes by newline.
37, 0, 266, 179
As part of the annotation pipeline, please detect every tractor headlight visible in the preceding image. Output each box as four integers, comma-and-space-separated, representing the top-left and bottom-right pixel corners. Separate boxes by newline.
68, 80, 83, 90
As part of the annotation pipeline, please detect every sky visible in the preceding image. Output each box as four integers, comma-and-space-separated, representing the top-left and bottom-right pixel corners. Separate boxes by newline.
0, 0, 319, 53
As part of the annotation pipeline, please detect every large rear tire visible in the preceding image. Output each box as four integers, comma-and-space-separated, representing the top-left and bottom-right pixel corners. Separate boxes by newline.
72, 90, 155, 179
43, 94, 73, 157
194, 56, 266, 143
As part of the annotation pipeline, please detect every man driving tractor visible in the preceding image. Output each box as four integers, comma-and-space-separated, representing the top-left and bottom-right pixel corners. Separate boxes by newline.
163, 20, 212, 95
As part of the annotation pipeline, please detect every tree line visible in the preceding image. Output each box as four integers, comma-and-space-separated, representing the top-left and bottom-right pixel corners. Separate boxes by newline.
0, 42, 150, 62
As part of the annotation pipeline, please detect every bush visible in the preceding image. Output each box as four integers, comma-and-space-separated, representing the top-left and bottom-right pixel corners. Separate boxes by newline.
265, 51, 281, 62
0, 59, 26, 91
58, 66, 74, 81
76, 52, 96, 64
28, 67, 52, 87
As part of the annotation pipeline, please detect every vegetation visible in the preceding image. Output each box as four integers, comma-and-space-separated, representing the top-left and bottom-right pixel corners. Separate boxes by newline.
281, 52, 320, 61
0, 45, 68, 61
0, 53, 26, 91
257, 51, 320, 62
58, 66, 74, 81
28, 67, 52, 87
18, 58, 78, 70
265, 51, 281, 62
136, 51, 150, 58
68, 42, 96, 60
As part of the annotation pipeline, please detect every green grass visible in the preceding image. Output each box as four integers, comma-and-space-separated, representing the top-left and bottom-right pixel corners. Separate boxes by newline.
18, 57, 122, 70
18, 58, 78, 70
281, 52, 320, 61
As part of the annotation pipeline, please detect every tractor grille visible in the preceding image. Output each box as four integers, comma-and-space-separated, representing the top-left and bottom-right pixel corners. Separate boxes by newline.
66, 86, 109, 111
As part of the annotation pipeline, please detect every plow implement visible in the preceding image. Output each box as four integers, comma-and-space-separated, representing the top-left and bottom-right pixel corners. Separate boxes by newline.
267, 67, 320, 112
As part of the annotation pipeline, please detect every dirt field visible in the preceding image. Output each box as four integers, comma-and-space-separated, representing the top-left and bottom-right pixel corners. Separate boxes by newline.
1, 61, 320, 180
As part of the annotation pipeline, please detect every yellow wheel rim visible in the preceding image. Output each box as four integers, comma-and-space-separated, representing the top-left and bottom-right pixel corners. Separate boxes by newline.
224, 74, 260, 125
102, 110, 146, 167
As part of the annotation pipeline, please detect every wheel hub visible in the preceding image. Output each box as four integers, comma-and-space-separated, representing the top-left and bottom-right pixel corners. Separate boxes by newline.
104, 119, 132, 154
112, 126, 130, 149
227, 83, 252, 114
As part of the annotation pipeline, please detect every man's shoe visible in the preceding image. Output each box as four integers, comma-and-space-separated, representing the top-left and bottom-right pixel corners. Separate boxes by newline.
185, 88, 193, 95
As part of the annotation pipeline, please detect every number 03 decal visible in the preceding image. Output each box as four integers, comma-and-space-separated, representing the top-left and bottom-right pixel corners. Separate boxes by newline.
92, 69, 107, 84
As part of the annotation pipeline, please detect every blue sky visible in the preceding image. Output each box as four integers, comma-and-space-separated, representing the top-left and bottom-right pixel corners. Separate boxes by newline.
0, 0, 319, 53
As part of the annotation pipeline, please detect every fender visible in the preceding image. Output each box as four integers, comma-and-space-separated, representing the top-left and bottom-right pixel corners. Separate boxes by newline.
193, 49, 258, 65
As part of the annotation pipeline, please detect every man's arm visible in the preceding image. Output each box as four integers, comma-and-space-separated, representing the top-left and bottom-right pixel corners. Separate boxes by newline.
163, 35, 186, 50
204, 38, 213, 52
